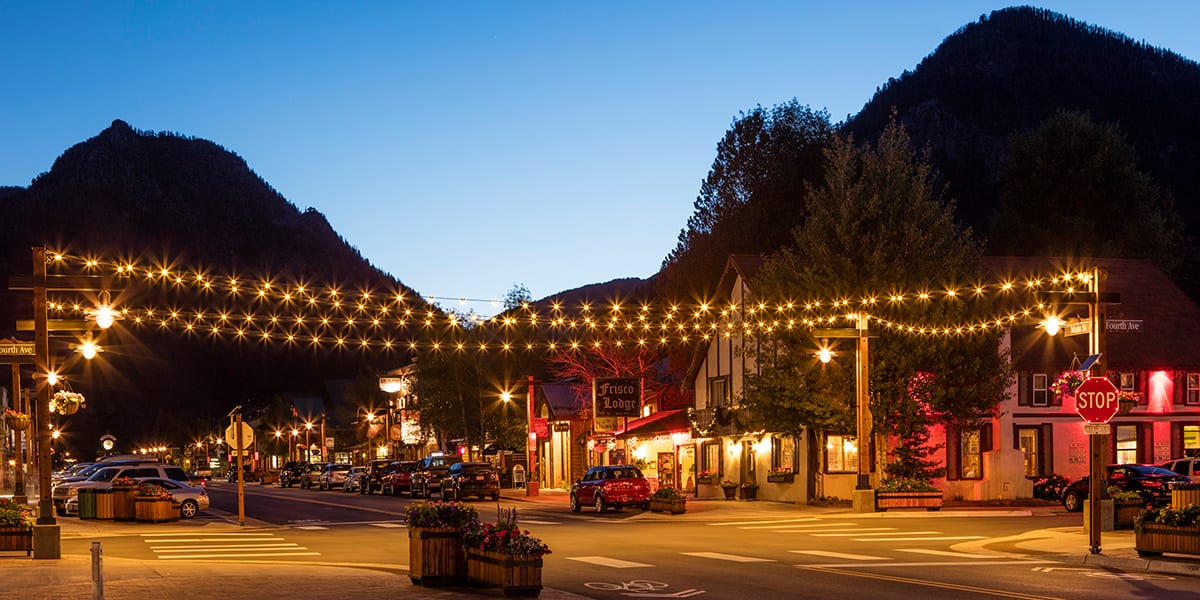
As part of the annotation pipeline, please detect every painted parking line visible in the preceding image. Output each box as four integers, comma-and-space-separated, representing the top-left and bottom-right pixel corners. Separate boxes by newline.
789, 550, 888, 561
682, 552, 775, 563
294, 525, 329, 530
859, 536, 986, 542
370, 523, 405, 528
811, 530, 941, 537
567, 556, 654, 568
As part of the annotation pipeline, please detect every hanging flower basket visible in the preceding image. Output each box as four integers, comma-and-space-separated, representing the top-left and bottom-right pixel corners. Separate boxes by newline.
1117, 391, 1141, 415
51, 390, 86, 415
3, 409, 30, 431
1050, 370, 1087, 400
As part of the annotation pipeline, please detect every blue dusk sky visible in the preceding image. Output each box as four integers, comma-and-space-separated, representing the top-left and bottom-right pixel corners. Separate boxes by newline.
2, 2, 1197, 311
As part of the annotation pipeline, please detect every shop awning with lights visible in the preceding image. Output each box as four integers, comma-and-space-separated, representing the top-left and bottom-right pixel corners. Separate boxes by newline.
614, 409, 690, 439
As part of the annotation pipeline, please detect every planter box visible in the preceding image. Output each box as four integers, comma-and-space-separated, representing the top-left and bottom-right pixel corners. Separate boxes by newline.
1114, 501, 1144, 530
135, 498, 176, 523
696, 476, 717, 486
466, 548, 543, 598
409, 527, 465, 586
649, 498, 687, 514
875, 491, 943, 512
1172, 487, 1200, 508
767, 473, 795, 483
95, 490, 114, 520
1135, 522, 1200, 557
112, 486, 138, 521
0, 527, 32, 556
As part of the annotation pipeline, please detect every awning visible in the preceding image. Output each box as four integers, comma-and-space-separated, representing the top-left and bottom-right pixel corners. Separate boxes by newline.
614, 409, 691, 439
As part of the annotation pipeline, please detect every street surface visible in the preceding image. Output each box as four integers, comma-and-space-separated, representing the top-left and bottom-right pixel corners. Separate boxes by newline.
56, 481, 1200, 599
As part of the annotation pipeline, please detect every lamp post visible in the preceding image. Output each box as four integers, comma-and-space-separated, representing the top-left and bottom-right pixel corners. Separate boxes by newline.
813, 314, 877, 513
304, 421, 314, 461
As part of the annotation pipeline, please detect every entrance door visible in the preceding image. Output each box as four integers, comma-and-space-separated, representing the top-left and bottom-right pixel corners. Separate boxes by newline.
679, 445, 696, 492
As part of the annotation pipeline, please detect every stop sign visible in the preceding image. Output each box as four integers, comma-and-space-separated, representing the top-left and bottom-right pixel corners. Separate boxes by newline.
1074, 377, 1120, 423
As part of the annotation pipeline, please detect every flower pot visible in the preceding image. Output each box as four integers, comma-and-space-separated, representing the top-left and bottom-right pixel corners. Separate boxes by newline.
466, 548, 543, 598
3, 414, 30, 431
1135, 522, 1200, 557
741, 487, 758, 501
112, 485, 138, 521
59, 402, 80, 415
875, 490, 943, 512
1114, 501, 1144, 530
135, 498, 174, 523
409, 527, 466, 586
721, 487, 737, 500
767, 473, 794, 483
649, 498, 687, 514
0, 527, 33, 556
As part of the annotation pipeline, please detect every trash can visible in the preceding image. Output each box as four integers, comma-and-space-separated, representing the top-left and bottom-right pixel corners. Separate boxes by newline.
78, 488, 97, 519
95, 489, 114, 520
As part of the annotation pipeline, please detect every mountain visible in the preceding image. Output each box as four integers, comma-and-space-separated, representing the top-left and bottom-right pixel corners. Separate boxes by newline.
0, 120, 420, 445
843, 6, 1200, 234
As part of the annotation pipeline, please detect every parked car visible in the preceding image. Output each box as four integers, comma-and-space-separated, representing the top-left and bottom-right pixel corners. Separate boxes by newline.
279, 461, 305, 487
441, 462, 500, 501
361, 459, 395, 494
65, 477, 210, 519
1160, 457, 1200, 482
226, 463, 254, 483
298, 462, 328, 489
52, 463, 192, 514
317, 463, 352, 491
380, 461, 417, 496
409, 454, 464, 499
342, 466, 368, 492
1060, 464, 1189, 511
54, 462, 96, 483
570, 465, 651, 513
52, 459, 158, 485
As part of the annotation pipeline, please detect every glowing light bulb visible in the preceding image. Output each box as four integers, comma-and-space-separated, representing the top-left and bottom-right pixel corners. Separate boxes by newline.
1042, 316, 1063, 336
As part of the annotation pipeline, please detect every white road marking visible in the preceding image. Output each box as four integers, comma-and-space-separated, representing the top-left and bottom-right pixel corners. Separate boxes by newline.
711, 518, 820, 526
789, 550, 888, 561
566, 556, 654, 568
294, 525, 328, 530
681, 552, 774, 563
854, 536, 986, 542
150, 544, 303, 551
141, 536, 282, 543
798, 560, 1054, 569
789, 527, 896, 534
811, 530, 940, 537
520, 519, 560, 525
370, 523, 405, 528
158, 551, 322, 559
738, 522, 857, 530
897, 549, 1004, 559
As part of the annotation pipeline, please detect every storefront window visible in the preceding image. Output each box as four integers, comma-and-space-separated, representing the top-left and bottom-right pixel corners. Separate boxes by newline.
1186, 425, 1199, 453
825, 434, 856, 473
772, 435, 797, 472
1017, 427, 1040, 477
701, 441, 721, 476
959, 430, 982, 479
1116, 424, 1139, 464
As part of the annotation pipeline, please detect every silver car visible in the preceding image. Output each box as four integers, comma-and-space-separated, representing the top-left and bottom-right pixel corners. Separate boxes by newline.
66, 477, 209, 519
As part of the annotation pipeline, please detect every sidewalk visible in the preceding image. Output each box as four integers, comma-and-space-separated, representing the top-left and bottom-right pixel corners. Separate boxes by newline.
2, 487, 1197, 599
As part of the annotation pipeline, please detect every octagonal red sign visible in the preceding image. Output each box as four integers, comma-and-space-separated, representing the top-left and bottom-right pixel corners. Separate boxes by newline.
1074, 377, 1120, 423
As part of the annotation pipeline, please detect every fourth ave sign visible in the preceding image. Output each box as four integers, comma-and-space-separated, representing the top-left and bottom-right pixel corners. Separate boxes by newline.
1074, 377, 1120, 423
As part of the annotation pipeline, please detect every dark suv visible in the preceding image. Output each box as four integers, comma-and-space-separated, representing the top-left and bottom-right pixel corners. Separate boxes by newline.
1061, 464, 1189, 511
441, 462, 500, 501
409, 454, 463, 498
361, 459, 395, 494
279, 461, 305, 487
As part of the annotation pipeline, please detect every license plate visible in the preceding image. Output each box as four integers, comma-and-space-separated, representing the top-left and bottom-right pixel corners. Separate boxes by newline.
473, 475, 483, 481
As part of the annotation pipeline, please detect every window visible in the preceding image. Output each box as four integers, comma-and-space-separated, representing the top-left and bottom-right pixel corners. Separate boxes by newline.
708, 377, 729, 409
824, 434, 857, 473
1115, 425, 1139, 464
1017, 427, 1040, 477
772, 435, 797, 472
959, 430, 983, 479
1184, 425, 1199, 455
1119, 372, 1135, 392
1032, 373, 1049, 406
701, 441, 722, 476
1188, 374, 1200, 406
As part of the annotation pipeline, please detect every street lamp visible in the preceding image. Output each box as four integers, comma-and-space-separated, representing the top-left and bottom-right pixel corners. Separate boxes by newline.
502, 377, 541, 496
813, 314, 876, 512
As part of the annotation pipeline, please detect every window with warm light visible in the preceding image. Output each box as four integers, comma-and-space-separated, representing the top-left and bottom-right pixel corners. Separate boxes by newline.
700, 441, 721, 476
1017, 427, 1041, 477
772, 434, 797, 473
1183, 425, 1199, 454
1115, 424, 1139, 464
959, 430, 983, 479
1119, 372, 1136, 392
1032, 373, 1049, 406
824, 433, 857, 473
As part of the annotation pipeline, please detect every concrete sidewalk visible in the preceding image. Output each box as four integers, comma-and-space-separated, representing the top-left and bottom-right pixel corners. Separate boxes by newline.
2, 487, 1197, 599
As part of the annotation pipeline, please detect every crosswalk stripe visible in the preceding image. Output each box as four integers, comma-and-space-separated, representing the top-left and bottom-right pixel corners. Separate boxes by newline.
787, 527, 895, 534
370, 523, 405, 528
140, 532, 271, 537
812, 530, 940, 537
566, 556, 653, 568
159, 552, 322, 559
150, 544, 302, 551
712, 518, 820, 527
897, 549, 1004, 559
295, 525, 328, 530
789, 550, 888, 561
857, 536, 985, 542
682, 552, 774, 563
143, 537, 282, 543
520, 520, 560, 525
739, 522, 857, 530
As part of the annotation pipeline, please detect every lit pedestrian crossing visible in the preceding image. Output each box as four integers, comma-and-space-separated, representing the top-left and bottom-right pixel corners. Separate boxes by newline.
141, 531, 320, 560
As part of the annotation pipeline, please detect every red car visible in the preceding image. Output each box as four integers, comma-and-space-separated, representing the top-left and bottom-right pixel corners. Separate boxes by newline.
380, 461, 417, 496
570, 465, 651, 513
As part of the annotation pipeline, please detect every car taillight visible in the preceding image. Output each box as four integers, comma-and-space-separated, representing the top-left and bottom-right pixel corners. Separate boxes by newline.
1142, 480, 1162, 487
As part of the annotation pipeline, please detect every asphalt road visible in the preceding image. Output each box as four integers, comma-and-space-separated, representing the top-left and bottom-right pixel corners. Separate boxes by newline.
62, 482, 1200, 599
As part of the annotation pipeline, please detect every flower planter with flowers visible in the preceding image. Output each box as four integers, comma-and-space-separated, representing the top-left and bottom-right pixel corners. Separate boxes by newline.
463, 508, 549, 598
50, 390, 86, 416
696, 470, 717, 486
1172, 482, 1200, 507
1109, 487, 1145, 530
134, 483, 176, 523
767, 467, 794, 484
1134, 504, 1200, 557
719, 480, 738, 500
405, 500, 480, 586
1050, 370, 1087, 402
111, 476, 139, 521
3, 408, 31, 431
740, 481, 758, 501
0, 498, 35, 556
648, 487, 686, 514
875, 478, 943, 511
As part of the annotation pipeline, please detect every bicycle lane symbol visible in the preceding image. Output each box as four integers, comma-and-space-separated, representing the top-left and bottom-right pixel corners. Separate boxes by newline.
584, 580, 706, 597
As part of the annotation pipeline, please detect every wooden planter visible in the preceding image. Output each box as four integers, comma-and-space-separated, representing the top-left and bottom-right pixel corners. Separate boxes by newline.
409, 527, 465, 586
58, 402, 80, 415
112, 486, 138, 521
767, 473, 795, 483
649, 498, 687, 514
1135, 522, 1200, 557
1114, 501, 1144, 530
1172, 487, 1200, 507
0, 527, 33, 556
135, 498, 175, 523
3, 414, 30, 431
466, 548, 543, 598
741, 487, 758, 501
696, 476, 717, 486
721, 487, 737, 500
875, 490, 943, 512
95, 490, 114, 520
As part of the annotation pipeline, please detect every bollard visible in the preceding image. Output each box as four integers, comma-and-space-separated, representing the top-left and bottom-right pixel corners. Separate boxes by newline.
91, 541, 103, 599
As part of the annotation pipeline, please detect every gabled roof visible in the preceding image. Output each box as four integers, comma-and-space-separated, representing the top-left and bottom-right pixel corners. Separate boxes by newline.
685, 255, 768, 382
539, 383, 588, 420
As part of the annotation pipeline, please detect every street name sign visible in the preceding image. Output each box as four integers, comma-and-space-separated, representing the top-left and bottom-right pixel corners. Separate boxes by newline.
1074, 377, 1120, 423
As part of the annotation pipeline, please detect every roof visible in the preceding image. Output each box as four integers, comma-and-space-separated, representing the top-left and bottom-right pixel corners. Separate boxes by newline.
539, 383, 588, 420
614, 409, 690, 439
685, 255, 769, 381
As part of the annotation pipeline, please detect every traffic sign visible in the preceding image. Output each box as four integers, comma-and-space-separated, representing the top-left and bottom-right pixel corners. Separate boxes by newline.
224, 422, 255, 448
1074, 377, 1120, 423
